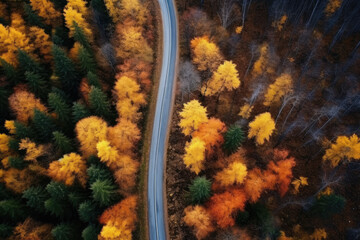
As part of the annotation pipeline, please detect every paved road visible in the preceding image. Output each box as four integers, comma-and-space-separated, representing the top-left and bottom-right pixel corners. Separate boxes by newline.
147, 0, 178, 239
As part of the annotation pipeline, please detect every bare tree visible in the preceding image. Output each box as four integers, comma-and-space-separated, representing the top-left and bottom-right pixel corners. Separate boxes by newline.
218, 0, 239, 29
100, 42, 116, 71
178, 61, 201, 100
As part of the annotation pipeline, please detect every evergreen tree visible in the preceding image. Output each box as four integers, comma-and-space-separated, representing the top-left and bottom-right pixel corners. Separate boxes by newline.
189, 176, 212, 204
0, 199, 26, 222
72, 102, 91, 123
17, 50, 45, 77
0, 87, 10, 122
52, 45, 80, 99
73, 22, 92, 54
52, 223, 80, 240
14, 121, 35, 140
25, 71, 49, 100
82, 225, 101, 240
8, 156, 26, 169
44, 197, 72, 218
87, 164, 112, 185
23, 3, 45, 28
78, 45, 96, 74
88, 86, 113, 122
0, 184, 13, 201
223, 125, 245, 155
311, 194, 346, 218
8, 138, 20, 152
0, 224, 13, 238
0, 58, 19, 85
46, 181, 68, 201
68, 191, 88, 209
78, 201, 101, 223
87, 71, 101, 89
90, 179, 117, 207
48, 92, 72, 123
22, 186, 49, 213
32, 109, 57, 142
53, 131, 74, 154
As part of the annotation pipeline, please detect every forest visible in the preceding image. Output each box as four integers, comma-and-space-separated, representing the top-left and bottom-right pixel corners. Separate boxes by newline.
0, 0, 155, 239
167, 0, 360, 239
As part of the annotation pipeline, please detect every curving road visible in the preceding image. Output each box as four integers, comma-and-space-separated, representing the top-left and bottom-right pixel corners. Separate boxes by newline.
147, 0, 178, 239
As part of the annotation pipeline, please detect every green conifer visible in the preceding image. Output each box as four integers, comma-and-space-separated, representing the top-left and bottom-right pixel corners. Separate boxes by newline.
87, 164, 112, 185
78, 201, 100, 223
90, 179, 117, 207
23, 3, 45, 28
223, 125, 245, 155
44, 197, 72, 218
52, 223, 80, 240
73, 22, 92, 53
17, 50, 45, 77
53, 131, 74, 154
0, 58, 19, 85
25, 71, 49, 100
72, 102, 91, 123
87, 71, 101, 89
32, 109, 57, 142
0, 199, 26, 222
8, 156, 26, 169
22, 186, 49, 213
311, 194, 346, 218
189, 176, 212, 204
14, 121, 35, 140
0, 87, 10, 122
0, 224, 13, 238
82, 225, 101, 240
46, 181, 68, 201
78, 45, 96, 74
89, 86, 113, 121
48, 92, 72, 123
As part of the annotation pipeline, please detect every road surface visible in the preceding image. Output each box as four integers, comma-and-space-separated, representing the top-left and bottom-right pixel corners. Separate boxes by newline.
147, 0, 178, 239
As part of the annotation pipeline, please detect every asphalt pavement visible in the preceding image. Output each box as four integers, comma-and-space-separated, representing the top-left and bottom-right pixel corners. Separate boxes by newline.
147, 0, 178, 239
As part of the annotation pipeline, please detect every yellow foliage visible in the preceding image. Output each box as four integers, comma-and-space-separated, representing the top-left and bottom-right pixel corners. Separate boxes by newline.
75, 116, 108, 158
11, 13, 26, 33
235, 26, 243, 34
323, 134, 360, 167
202, 60, 240, 96
64, 6, 92, 38
30, 0, 61, 26
0, 168, 34, 193
66, 0, 88, 16
318, 187, 333, 198
183, 205, 215, 240
291, 176, 308, 194
96, 140, 121, 171
238, 104, 254, 119
48, 153, 87, 187
0, 24, 33, 65
12, 218, 53, 240
19, 139, 45, 162
278, 231, 294, 240
272, 15, 288, 31
116, 25, 153, 62
0, 134, 10, 156
105, 0, 147, 24
28, 27, 52, 62
107, 118, 141, 153
2, 157, 10, 169
5, 120, 16, 134
248, 112, 276, 145
252, 43, 273, 78
310, 228, 327, 240
69, 42, 81, 62
325, 0, 342, 16
215, 161, 247, 186
264, 73, 293, 106
179, 100, 208, 136
8, 90, 47, 123
183, 137, 206, 174
191, 36, 223, 72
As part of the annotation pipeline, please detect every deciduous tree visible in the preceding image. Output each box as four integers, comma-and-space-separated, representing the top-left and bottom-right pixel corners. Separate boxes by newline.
190, 36, 223, 72
248, 112, 275, 145
107, 118, 141, 153
29, 0, 61, 26
183, 205, 214, 240
179, 100, 208, 136
183, 137, 206, 174
263, 73, 293, 106
215, 161, 247, 186
19, 138, 45, 162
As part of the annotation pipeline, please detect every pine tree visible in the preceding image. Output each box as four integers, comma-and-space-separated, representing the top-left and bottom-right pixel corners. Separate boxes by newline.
87, 164, 113, 184
14, 121, 35, 140
223, 125, 245, 155
73, 22, 92, 53
44, 197, 73, 218
78, 45, 96, 74
53, 131, 75, 154
82, 225, 101, 240
88, 86, 113, 121
17, 50, 45, 77
52, 45, 80, 99
46, 181, 68, 201
8, 138, 20, 152
90, 179, 117, 207
48, 92, 72, 123
78, 201, 101, 223
0, 58, 19, 85
0, 224, 13, 238
72, 102, 91, 123
32, 109, 56, 142
22, 186, 49, 213
8, 156, 26, 169
0, 199, 26, 222
311, 194, 346, 218
87, 71, 101, 88
68, 190, 88, 209
189, 176, 212, 204
25, 71, 49, 99
23, 3, 45, 28
52, 223, 80, 240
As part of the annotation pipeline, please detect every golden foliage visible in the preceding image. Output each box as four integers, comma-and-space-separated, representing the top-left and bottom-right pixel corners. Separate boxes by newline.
0, 168, 34, 193
66, 0, 88, 16
248, 112, 276, 145
323, 134, 360, 167
11, 218, 53, 240
64, 6, 92, 38
113, 156, 139, 191
325, 0, 342, 16
99, 195, 138, 240
75, 116, 108, 158
190, 36, 223, 72
30, 0, 61, 26
238, 103, 254, 119
117, 59, 152, 92
183, 205, 215, 240
318, 187, 333, 198
19, 139, 45, 162
215, 161, 247, 187
107, 118, 141, 153
0, 134, 10, 157
252, 43, 273, 77
9, 90, 47, 123
310, 228, 327, 240
5, 120, 16, 134
272, 15, 288, 31
10, 13, 26, 33
263, 73, 293, 106
48, 153, 88, 187
96, 140, 121, 170
291, 176, 308, 194
202, 61, 240, 96
28, 27, 52, 62
179, 100, 208, 136
183, 137, 206, 174
105, 0, 147, 24
243, 168, 266, 202
235, 26, 243, 34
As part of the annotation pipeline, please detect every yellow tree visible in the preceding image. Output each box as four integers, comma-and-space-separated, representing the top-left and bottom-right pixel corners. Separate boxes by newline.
202, 60, 240, 96
19, 139, 46, 162
66, 0, 88, 16
179, 100, 208, 136
325, 0, 342, 16
0, 134, 11, 157
252, 43, 275, 77
113, 154, 139, 191
105, 0, 147, 24
215, 161, 247, 186
183, 205, 215, 240
64, 7, 92, 38
107, 118, 141, 153
0, 168, 35, 193
8, 90, 47, 123
263, 73, 293, 106
11, 13, 26, 33
238, 103, 254, 119
183, 137, 206, 174
28, 27, 52, 62
323, 134, 360, 167
96, 140, 121, 171
29, 0, 61, 26
48, 153, 88, 187
191, 36, 223, 72
5, 120, 16, 134
248, 112, 275, 145
75, 116, 108, 158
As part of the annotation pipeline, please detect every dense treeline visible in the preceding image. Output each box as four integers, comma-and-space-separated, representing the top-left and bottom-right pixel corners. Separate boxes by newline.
168, 0, 360, 239
0, 0, 154, 239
